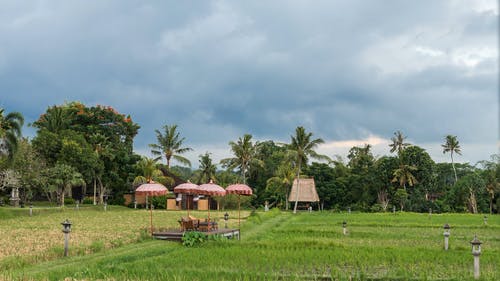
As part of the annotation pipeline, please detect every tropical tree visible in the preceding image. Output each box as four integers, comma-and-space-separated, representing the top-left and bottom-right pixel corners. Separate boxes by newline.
392, 164, 418, 191
442, 135, 462, 183
453, 173, 486, 213
478, 155, 499, 214
196, 152, 217, 184
393, 188, 408, 211
33, 102, 141, 203
48, 163, 85, 207
150, 124, 192, 169
33, 105, 74, 133
347, 144, 377, 208
0, 108, 24, 158
266, 162, 296, 210
133, 157, 172, 186
288, 126, 329, 213
10, 139, 47, 203
389, 130, 411, 156
221, 134, 263, 184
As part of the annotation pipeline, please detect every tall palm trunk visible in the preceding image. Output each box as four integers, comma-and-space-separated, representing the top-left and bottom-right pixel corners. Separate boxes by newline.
451, 152, 458, 183
293, 159, 301, 214
242, 167, 246, 185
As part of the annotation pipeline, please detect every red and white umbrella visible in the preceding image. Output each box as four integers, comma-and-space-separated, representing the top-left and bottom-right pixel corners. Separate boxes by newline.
135, 182, 169, 235
197, 180, 226, 222
173, 181, 199, 216
226, 183, 253, 228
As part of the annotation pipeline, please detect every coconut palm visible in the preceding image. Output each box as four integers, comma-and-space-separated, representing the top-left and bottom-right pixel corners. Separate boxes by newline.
220, 134, 263, 184
389, 130, 411, 156
33, 106, 74, 133
442, 135, 462, 183
149, 124, 193, 169
288, 126, 329, 214
133, 157, 172, 186
197, 152, 217, 184
0, 108, 24, 158
392, 164, 418, 191
266, 162, 296, 210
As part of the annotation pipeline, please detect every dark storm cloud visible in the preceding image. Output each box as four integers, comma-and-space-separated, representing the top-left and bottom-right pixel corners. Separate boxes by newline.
0, 0, 497, 164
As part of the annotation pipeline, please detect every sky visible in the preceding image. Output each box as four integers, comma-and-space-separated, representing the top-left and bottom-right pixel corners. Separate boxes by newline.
0, 0, 498, 167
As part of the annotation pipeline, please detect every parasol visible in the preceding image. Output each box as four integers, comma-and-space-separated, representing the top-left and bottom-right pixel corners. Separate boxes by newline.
135, 182, 168, 235
226, 183, 253, 228
173, 181, 199, 217
196, 179, 226, 222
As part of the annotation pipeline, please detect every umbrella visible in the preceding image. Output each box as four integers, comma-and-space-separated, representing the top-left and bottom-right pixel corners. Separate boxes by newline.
173, 181, 199, 217
135, 182, 169, 235
197, 180, 226, 222
226, 183, 253, 228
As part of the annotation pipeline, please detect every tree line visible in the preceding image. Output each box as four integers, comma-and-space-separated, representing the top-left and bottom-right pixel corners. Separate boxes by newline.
0, 102, 498, 213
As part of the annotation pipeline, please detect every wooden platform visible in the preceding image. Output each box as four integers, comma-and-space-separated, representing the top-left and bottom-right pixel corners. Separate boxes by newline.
153, 228, 240, 242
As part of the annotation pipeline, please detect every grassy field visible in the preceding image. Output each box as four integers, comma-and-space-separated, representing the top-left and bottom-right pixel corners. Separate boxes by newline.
1, 207, 499, 280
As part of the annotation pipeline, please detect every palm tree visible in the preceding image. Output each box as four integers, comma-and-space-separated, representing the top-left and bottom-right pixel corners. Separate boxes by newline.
288, 126, 329, 214
197, 152, 217, 184
133, 157, 172, 186
442, 135, 462, 183
34, 106, 74, 133
266, 163, 296, 210
392, 164, 418, 191
220, 134, 263, 184
149, 124, 193, 169
0, 108, 24, 158
389, 130, 411, 156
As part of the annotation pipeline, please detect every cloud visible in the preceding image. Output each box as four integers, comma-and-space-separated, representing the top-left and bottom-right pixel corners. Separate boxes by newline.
0, 0, 497, 167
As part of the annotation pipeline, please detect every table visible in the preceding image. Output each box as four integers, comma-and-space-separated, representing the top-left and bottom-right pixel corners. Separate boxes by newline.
198, 221, 218, 232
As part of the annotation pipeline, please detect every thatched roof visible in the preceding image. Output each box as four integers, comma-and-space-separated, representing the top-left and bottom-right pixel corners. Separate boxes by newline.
288, 178, 319, 202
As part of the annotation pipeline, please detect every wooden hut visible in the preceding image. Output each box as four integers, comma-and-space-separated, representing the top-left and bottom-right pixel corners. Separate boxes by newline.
288, 178, 319, 209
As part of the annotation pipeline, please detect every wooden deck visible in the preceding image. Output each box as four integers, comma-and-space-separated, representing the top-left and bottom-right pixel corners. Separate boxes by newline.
153, 228, 240, 242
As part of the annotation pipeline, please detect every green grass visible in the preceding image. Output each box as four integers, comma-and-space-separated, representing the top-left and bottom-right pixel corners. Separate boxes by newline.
1, 208, 499, 280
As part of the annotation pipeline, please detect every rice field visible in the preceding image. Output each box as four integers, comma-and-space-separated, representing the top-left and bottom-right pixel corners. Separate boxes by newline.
1, 207, 499, 280
0, 205, 241, 269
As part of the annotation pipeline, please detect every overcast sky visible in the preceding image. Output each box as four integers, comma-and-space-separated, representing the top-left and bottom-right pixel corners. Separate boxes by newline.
1, 0, 498, 167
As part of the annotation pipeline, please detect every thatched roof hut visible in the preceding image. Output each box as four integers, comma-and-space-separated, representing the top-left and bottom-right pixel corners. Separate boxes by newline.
288, 178, 319, 203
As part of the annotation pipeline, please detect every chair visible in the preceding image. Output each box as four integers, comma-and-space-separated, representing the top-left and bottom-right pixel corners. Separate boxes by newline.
179, 217, 198, 231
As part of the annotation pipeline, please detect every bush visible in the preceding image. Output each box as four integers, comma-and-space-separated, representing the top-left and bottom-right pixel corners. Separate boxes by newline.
109, 195, 125, 206
64, 198, 75, 205
369, 204, 384, 213
82, 197, 94, 204
151, 195, 166, 209
182, 231, 207, 247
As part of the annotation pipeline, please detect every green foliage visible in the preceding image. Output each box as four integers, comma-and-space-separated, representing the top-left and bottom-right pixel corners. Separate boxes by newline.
150, 195, 167, 209
220, 134, 263, 184
109, 194, 125, 205
196, 152, 217, 184
31, 102, 141, 202
393, 188, 408, 211
64, 197, 75, 205
181, 231, 207, 247
0, 108, 24, 158
82, 197, 94, 204
133, 157, 173, 186
149, 124, 192, 169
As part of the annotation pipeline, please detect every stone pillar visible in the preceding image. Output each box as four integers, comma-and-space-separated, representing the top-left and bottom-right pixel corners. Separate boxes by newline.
473, 251, 480, 279
10, 187, 20, 207
444, 231, 450, 250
